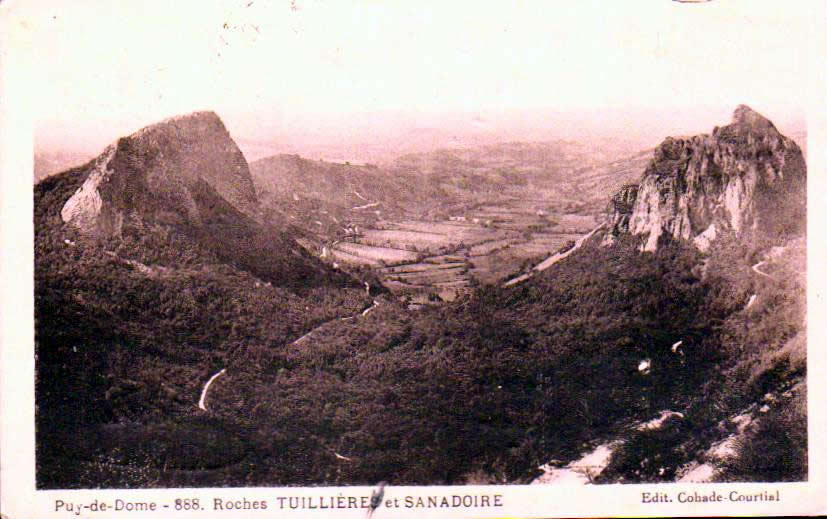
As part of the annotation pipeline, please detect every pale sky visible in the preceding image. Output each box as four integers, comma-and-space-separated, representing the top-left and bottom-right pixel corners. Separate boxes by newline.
2, 0, 813, 160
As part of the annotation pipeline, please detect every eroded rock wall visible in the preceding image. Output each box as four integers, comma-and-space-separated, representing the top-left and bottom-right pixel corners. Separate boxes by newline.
606, 105, 806, 251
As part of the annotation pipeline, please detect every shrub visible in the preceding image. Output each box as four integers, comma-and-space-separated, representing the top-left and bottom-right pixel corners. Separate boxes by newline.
719, 390, 807, 482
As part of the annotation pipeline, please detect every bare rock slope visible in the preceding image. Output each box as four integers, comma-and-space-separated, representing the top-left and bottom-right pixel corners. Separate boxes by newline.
604, 184, 640, 241
61, 111, 259, 235
606, 105, 806, 251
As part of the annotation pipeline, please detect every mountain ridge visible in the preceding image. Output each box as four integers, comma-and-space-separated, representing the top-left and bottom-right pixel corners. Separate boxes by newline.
43, 111, 362, 290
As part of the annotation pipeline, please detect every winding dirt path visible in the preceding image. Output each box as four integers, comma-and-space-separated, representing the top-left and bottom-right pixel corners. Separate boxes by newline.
352, 202, 380, 210
293, 299, 380, 345
197, 368, 226, 411
197, 299, 381, 411
361, 299, 380, 316
747, 253, 779, 310
751, 260, 773, 279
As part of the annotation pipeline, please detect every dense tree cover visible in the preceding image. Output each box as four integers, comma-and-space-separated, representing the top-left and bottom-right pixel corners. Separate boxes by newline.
595, 232, 807, 483
35, 166, 806, 488
721, 389, 807, 482
199, 235, 741, 486
35, 168, 372, 488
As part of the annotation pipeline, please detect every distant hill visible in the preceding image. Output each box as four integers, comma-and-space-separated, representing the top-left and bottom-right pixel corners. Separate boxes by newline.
391, 140, 618, 178
250, 141, 649, 243
390, 140, 636, 195
556, 149, 654, 215
34, 149, 94, 183
250, 154, 447, 238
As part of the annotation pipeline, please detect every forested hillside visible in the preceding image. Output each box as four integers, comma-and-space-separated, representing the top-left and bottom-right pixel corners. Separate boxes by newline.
38, 214, 804, 486
35, 152, 373, 488
35, 108, 806, 489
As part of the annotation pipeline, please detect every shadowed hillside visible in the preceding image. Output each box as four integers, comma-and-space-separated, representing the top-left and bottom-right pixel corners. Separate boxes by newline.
35, 113, 373, 488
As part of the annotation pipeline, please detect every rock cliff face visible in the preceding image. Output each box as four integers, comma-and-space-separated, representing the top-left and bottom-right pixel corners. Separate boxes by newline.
604, 184, 639, 245
61, 111, 259, 236
606, 105, 806, 251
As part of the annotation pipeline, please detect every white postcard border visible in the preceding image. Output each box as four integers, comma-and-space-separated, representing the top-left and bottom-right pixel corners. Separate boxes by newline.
2, 1, 827, 517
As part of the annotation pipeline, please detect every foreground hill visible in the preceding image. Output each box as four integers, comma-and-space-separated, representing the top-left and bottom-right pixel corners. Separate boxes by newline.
181, 226, 805, 485
35, 113, 372, 488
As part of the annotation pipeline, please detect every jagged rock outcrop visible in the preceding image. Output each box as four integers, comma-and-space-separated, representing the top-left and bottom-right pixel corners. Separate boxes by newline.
606, 105, 806, 251
603, 184, 639, 245
61, 111, 259, 236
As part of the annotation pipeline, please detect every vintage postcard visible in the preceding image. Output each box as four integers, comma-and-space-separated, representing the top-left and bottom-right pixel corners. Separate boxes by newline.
1, 0, 826, 517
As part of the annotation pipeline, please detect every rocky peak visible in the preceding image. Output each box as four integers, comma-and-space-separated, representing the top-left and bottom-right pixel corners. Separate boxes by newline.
61, 111, 259, 236
730, 104, 777, 132
712, 104, 782, 147
605, 106, 806, 251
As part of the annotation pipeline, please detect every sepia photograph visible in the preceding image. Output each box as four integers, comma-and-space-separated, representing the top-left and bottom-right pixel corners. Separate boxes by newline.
2, 0, 825, 517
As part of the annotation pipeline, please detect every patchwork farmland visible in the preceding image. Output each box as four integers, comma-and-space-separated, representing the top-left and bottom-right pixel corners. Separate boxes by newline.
326, 199, 596, 304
